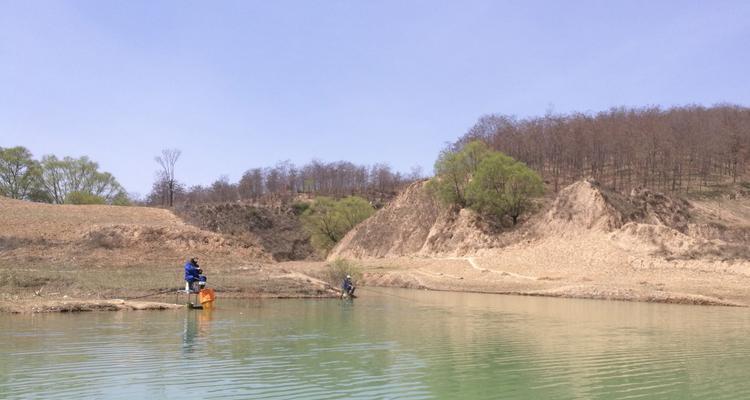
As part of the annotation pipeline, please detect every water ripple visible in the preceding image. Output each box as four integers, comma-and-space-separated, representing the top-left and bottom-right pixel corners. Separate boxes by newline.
3, 291, 750, 399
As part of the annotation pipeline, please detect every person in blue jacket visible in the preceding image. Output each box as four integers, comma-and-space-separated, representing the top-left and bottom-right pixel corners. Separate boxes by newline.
184, 258, 206, 293
341, 275, 355, 297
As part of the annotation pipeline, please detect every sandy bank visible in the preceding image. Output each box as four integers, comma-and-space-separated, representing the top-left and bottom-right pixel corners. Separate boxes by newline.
0, 299, 185, 313
352, 257, 746, 307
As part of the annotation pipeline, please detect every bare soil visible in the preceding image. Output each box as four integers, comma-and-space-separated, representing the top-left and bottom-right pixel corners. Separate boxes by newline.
0, 299, 184, 313
330, 180, 750, 306
0, 197, 338, 312
5, 178, 750, 312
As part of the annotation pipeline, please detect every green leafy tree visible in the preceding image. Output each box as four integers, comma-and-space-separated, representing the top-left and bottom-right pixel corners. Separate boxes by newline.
0, 146, 40, 199
465, 152, 515, 216
429, 141, 491, 207
38, 155, 125, 204
503, 164, 544, 225
467, 154, 543, 224
301, 196, 374, 253
38, 155, 67, 203
432, 140, 543, 225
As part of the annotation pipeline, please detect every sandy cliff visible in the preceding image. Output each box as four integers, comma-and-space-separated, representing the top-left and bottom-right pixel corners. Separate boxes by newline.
331, 179, 750, 305
328, 181, 506, 259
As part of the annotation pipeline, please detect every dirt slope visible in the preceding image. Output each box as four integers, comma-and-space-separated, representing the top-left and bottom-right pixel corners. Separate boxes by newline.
0, 196, 269, 267
0, 197, 336, 304
332, 179, 750, 305
175, 203, 315, 261
329, 181, 506, 259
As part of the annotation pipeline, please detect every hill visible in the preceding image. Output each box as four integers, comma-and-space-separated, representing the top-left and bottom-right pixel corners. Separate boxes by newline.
0, 197, 335, 303
331, 179, 750, 306
175, 203, 315, 261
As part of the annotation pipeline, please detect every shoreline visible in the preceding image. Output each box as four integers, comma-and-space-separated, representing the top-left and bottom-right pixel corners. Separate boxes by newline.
3, 280, 743, 314
353, 255, 750, 308
376, 286, 745, 307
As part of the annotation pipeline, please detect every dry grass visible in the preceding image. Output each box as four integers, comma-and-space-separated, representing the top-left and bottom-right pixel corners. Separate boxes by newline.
0, 197, 336, 307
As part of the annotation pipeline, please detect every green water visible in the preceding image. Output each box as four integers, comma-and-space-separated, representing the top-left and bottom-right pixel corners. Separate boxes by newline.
2, 288, 750, 399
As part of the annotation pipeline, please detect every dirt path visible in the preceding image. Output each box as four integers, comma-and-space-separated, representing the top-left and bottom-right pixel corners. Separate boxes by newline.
446, 256, 539, 281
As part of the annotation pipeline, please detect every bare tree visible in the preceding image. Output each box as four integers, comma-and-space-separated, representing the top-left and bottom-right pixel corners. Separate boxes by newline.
239, 168, 264, 201
458, 105, 750, 195
155, 148, 181, 207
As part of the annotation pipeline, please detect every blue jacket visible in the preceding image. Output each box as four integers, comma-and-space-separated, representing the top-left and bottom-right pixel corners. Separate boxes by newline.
184, 261, 201, 283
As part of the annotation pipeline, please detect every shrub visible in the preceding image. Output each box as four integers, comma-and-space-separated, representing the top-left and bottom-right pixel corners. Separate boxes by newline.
291, 201, 310, 216
325, 258, 362, 287
467, 153, 544, 225
65, 191, 106, 205
111, 192, 131, 206
301, 196, 374, 253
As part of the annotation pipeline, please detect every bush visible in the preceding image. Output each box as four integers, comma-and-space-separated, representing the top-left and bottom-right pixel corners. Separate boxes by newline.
429, 141, 490, 207
65, 191, 106, 205
467, 153, 544, 225
291, 201, 310, 216
111, 192, 131, 206
325, 258, 361, 287
301, 196, 374, 253
431, 140, 543, 225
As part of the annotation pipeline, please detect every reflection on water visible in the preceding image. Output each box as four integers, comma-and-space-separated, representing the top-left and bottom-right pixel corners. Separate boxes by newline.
2, 289, 750, 399
183, 307, 213, 354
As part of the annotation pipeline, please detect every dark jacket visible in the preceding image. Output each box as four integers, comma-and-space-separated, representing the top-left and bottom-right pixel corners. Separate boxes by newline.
184, 261, 202, 283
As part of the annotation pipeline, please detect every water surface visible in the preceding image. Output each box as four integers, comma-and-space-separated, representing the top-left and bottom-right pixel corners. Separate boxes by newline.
2, 288, 750, 399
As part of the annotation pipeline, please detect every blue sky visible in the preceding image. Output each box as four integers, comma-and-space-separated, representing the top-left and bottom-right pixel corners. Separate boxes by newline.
1, 1, 749, 196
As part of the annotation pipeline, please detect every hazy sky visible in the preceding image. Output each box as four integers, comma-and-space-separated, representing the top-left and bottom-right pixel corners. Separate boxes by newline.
2, 1, 749, 195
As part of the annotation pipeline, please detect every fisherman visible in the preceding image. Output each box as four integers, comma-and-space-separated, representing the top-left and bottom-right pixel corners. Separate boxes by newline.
341, 275, 355, 297
184, 257, 207, 293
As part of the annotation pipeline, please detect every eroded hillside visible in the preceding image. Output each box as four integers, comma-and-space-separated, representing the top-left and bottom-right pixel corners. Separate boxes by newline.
0, 197, 334, 301
0, 196, 269, 267
175, 203, 315, 261
332, 179, 750, 305
328, 180, 509, 259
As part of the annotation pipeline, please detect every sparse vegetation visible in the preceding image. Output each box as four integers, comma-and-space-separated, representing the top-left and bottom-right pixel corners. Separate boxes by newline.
325, 258, 362, 287
301, 196, 374, 253
65, 191, 106, 205
175, 202, 315, 261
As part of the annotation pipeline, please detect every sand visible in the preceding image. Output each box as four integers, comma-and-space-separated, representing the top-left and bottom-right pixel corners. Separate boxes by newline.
331, 180, 750, 306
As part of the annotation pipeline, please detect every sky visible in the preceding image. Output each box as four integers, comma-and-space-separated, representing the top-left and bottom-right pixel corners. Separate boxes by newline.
1, 0, 749, 196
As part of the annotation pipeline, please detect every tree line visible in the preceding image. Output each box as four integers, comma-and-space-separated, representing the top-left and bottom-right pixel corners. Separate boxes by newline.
147, 158, 423, 207
0, 146, 127, 204
458, 104, 750, 194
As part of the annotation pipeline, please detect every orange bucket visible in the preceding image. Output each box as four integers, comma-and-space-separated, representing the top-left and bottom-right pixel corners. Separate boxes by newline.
198, 288, 216, 305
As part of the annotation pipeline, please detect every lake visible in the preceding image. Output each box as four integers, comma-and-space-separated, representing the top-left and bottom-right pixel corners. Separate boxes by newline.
2, 288, 750, 399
